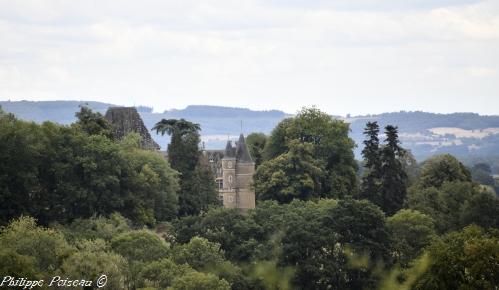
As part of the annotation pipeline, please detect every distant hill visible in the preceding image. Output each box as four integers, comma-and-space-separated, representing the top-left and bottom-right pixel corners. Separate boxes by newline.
0, 101, 290, 151
347, 111, 499, 132
345, 112, 499, 160
2, 100, 499, 162
0, 100, 114, 124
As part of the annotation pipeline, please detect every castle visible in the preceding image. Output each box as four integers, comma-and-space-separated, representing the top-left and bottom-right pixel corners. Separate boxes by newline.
105, 107, 256, 211
105, 107, 160, 150
203, 134, 256, 211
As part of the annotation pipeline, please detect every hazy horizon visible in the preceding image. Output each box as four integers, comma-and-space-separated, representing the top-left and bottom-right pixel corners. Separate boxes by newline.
4, 99, 499, 117
1, 0, 498, 115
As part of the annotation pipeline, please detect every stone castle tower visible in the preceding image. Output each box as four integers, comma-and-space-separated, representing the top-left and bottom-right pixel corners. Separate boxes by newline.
217, 134, 256, 211
104, 107, 160, 150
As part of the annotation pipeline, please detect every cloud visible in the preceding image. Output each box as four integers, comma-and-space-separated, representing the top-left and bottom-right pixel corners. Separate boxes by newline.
263, 0, 485, 11
0, 0, 498, 115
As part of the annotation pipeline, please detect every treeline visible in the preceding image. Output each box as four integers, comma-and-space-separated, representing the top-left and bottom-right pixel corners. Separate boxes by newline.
1, 106, 498, 289
0, 106, 219, 226
1, 215, 235, 289
242, 108, 499, 289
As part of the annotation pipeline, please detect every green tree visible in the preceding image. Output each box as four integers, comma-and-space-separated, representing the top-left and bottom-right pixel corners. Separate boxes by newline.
36, 125, 124, 224
0, 249, 40, 280
246, 132, 267, 168
173, 236, 226, 270
360, 121, 382, 205
399, 149, 420, 187
276, 198, 388, 290
168, 271, 231, 290
74, 105, 113, 137
111, 230, 170, 289
413, 225, 499, 290
459, 190, 499, 229
174, 207, 261, 262
139, 258, 193, 289
62, 239, 127, 290
279, 201, 342, 290
120, 135, 180, 223
0, 113, 180, 225
111, 230, 169, 264
263, 118, 293, 161
406, 181, 466, 233
153, 118, 200, 174
254, 141, 325, 203
324, 198, 389, 260
379, 125, 408, 215
153, 118, 218, 216
0, 216, 73, 276
405, 154, 497, 233
180, 157, 220, 216
387, 209, 436, 266
261, 107, 357, 198
0, 112, 49, 224
417, 154, 471, 189
323, 198, 390, 290
58, 213, 131, 243
172, 236, 249, 289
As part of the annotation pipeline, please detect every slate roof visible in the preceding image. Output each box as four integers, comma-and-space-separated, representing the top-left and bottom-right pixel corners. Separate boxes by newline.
236, 134, 253, 163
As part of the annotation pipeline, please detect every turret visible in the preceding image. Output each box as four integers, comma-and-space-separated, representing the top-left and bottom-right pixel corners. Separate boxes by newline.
218, 135, 256, 211
236, 134, 253, 163
222, 140, 236, 191
234, 134, 255, 211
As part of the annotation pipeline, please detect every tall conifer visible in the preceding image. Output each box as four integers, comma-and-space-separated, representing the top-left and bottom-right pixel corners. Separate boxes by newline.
360, 121, 382, 206
380, 125, 408, 215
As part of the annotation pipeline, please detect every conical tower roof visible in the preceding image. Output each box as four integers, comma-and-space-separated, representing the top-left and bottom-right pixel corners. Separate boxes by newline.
224, 140, 236, 158
236, 134, 253, 163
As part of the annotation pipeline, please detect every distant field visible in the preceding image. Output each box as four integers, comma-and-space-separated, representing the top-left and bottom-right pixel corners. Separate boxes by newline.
428, 127, 499, 139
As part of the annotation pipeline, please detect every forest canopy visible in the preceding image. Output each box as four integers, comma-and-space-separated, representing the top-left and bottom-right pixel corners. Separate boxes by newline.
0, 106, 498, 290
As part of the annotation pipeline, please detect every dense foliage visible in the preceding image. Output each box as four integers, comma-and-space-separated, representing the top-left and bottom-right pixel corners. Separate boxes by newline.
0, 106, 498, 290
257, 107, 357, 200
245, 132, 267, 168
153, 118, 219, 216
0, 109, 179, 226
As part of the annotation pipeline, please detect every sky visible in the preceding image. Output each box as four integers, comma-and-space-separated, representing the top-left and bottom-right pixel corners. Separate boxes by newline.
0, 0, 498, 116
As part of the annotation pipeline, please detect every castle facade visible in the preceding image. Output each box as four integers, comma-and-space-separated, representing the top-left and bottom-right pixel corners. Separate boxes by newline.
204, 134, 256, 211
104, 107, 256, 211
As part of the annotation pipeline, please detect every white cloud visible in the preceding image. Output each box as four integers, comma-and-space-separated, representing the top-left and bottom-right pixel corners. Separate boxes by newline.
0, 0, 498, 115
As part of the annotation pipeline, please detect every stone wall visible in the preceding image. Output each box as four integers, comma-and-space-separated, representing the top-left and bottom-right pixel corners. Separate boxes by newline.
105, 107, 160, 150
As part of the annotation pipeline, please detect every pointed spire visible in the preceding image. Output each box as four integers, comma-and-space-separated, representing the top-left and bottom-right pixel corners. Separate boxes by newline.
236, 134, 253, 163
224, 140, 235, 158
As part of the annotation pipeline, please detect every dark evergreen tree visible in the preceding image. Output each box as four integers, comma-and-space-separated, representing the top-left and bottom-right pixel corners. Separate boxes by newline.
360, 121, 382, 205
379, 125, 408, 215
153, 119, 219, 216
